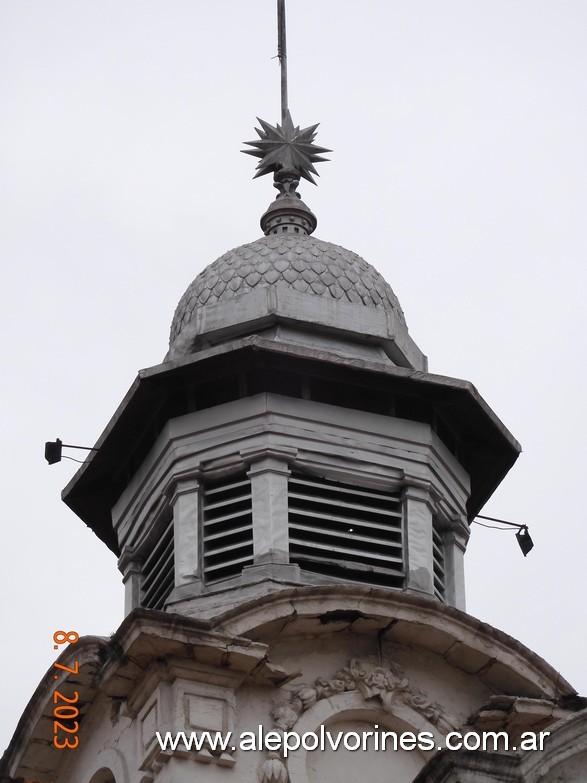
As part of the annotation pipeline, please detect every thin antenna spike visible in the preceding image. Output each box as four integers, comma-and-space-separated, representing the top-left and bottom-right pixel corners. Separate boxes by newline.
241, 0, 330, 213
277, 0, 288, 122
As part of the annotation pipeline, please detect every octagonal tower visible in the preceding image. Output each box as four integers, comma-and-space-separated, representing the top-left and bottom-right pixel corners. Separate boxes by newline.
62, 167, 519, 621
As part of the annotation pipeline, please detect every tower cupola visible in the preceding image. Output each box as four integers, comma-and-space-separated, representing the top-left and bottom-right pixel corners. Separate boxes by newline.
63, 139, 519, 621
62, 5, 520, 623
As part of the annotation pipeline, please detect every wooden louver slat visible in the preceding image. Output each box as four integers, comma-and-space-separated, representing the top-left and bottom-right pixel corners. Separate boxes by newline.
289, 473, 405, 589
141, 514, 175, 610
433, 524, 446, 600
202, 474, 253, 584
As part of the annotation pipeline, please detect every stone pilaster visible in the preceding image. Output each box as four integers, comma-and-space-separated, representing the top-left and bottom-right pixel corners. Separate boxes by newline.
168, 474, 201, 586
403, 483, 435, 598
244, 446, 297, 565
119, 554, 142, 614
443, 517, 469, 611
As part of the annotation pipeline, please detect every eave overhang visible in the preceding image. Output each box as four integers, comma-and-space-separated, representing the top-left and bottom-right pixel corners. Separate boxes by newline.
62, 335, 521, 555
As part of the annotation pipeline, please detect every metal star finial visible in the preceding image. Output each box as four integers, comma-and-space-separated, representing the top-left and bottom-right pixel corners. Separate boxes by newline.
242, 110, 331, 186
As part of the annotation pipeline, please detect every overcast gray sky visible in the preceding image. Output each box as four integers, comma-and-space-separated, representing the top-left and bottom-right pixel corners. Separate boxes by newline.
1, 0, 586, 753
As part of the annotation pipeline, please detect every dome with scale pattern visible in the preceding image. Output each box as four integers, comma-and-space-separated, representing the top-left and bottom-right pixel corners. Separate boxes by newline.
169, 234, 406, 350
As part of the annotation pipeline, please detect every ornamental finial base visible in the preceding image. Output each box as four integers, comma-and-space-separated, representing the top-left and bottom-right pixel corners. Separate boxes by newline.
260, 167, 317, 236
260, 194, 317, 236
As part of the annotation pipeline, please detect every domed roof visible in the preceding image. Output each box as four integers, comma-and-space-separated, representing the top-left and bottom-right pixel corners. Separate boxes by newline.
170, 234, 406, 347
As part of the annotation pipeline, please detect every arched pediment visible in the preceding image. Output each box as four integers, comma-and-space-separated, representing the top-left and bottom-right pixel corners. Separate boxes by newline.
212, 585, 574, 700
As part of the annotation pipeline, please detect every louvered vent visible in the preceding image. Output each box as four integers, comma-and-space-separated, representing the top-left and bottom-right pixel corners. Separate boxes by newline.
432, 524, 446, 600
203, 475, 253, 584
141, 513, 174, 610
289, 473, 404, 588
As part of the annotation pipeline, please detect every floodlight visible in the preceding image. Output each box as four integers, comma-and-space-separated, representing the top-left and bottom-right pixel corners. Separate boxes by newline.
516, 526, 534, 557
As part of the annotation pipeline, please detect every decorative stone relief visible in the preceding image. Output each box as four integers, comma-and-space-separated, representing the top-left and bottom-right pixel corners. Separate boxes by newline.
276, 658, 452, 732
259, 657, 453, 783
259, 754, 290, 783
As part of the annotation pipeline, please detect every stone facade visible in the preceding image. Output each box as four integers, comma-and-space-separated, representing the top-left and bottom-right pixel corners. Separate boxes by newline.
3, 591, 585, 783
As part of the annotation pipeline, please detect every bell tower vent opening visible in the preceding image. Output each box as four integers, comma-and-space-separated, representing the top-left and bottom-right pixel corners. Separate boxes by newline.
288, 473, 405, 588
202, 475, 254, 585
141, 511, 174, 610
432, 522, 446, 601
